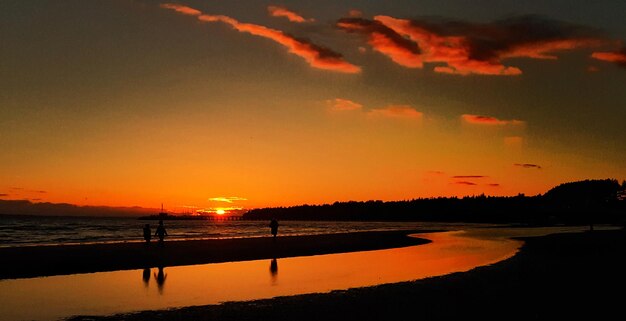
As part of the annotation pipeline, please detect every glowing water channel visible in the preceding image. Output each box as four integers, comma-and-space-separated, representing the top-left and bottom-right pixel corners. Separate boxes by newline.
0, 227, 594, 321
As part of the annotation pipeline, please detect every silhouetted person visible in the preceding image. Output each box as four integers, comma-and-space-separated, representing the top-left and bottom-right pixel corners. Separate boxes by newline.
143, 224, 152, 243
142, 268, 151, 286
155, 220, 168, 244
155, 266, 167, 294
269, 218, 279, 240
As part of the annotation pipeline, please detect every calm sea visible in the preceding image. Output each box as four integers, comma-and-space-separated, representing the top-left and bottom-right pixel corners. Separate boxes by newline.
0, 215, 491, 248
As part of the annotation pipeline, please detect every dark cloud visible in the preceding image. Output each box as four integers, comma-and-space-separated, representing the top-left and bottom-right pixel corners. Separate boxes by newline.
452, 175, 487, 179
337, 17, 423, 67
487, 183, 501, 187
514, 163, 542, 169
0, 193, 8, 197
462, 114, 524, 126
455, 181, 477, 185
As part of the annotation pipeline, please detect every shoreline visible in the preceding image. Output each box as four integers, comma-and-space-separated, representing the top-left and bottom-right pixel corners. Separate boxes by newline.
0, 229, 434, 280
66, 227, 626, 321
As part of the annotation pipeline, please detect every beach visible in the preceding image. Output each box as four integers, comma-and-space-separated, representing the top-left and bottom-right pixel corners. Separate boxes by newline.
59, 227, 626, 321
0, 229, 432, 280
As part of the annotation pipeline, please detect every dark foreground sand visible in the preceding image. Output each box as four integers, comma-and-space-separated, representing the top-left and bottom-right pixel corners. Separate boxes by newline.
65, 228, 625, 321
0, 230, 431, 279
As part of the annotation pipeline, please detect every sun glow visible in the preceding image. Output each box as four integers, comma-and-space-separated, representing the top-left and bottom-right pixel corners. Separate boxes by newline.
216, 209, 226, 215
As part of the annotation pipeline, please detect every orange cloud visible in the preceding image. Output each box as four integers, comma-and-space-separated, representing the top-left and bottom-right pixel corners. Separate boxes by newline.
462, 114, 524, 126
159, 3, 202, 16
328, 98, 363, 111
161, 4, 360, 73
487, 183, 501, 187
339, 15, 603, 76
328, 100, 423, 120
268, 5, 313, 23
591, 48, 626, 68
368, 105, 423, 119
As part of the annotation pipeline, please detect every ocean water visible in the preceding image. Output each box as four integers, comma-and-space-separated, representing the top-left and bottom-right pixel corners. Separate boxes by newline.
0, 215, 492, 248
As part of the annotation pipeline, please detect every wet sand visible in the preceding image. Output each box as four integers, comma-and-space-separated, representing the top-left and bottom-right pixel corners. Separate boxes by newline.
66, 228, 626, 321
0, 230, 432, 280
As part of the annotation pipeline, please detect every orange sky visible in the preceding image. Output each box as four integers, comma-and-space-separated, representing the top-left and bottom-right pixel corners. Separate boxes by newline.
1, 1, 625, 214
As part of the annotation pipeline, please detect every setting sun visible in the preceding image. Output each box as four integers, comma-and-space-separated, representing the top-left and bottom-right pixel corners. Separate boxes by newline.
216, 209, 226, 215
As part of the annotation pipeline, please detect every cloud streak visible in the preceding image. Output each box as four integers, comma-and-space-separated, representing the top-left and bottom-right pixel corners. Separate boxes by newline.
208, 197, 248, 203
514, 163, 542, 169
591, 47, 626, 68
462, 114, 524, 126
455, 181, 477, 186
328, 99, 423, 120
161, 3, 360, 73
160, 3, 202, 16
339, 15, 603, 75
452, 175, 486, 179
268, 5, 314, 23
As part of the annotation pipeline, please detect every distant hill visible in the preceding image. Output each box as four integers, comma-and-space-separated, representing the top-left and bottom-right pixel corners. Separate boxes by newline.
243, 179, 626, 225
0, 200, 156, 218
544, 179, 623, 204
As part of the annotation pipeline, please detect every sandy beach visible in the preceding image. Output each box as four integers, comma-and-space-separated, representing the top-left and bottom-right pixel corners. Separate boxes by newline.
61, 227, 626, 321
0, 230, 432, 280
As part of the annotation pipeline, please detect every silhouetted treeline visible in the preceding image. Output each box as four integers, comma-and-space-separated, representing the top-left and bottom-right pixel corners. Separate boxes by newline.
243, 179, 626, 225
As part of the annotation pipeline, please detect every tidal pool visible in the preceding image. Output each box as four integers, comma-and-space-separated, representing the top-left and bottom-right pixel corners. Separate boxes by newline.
0, 226, 595, 321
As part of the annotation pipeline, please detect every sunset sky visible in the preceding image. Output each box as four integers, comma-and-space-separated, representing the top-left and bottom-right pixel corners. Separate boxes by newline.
1, 1, 625, 214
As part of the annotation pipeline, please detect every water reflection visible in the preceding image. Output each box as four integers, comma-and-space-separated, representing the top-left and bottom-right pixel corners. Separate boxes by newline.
142, 268, 150, 287
269, 259, 278, 285
154, 267, 167, 294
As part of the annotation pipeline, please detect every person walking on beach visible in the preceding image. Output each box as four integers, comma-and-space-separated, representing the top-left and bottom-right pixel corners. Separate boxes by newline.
269, 218, 279, 240
155, 220, 168, 244
143, 224, 152, 243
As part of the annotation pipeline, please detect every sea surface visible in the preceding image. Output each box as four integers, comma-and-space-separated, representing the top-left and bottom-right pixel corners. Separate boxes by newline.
0, 215, 495, 248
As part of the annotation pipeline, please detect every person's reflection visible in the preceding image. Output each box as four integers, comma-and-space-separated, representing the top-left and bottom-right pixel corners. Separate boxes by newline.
142, 268, 151, 287
154, 266, 167, 294
269, 258, 278, 285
